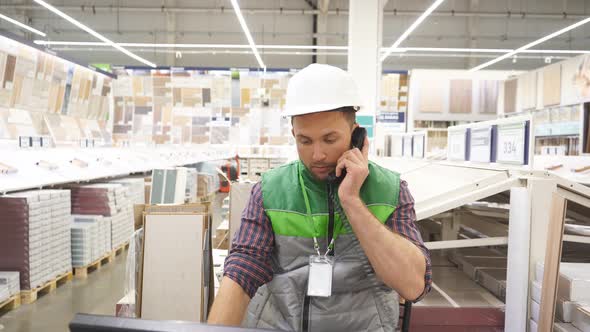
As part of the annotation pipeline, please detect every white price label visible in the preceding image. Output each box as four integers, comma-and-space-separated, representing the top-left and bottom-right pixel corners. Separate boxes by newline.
470, 127, 492, 163
403, 137, 413, 157
496, 122, 526, 164
448, 130, 466, 161
413, 135, 425, 158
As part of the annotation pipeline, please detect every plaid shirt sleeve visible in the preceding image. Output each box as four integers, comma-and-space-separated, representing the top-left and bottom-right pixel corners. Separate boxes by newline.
386, 180, 432, 302
223, 182, 274, 298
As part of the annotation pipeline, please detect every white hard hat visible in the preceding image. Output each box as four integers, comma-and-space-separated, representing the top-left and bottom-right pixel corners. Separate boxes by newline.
283, 63, 362, 117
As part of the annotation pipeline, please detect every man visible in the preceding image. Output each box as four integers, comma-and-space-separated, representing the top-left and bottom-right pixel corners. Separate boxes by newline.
208, 64, 431, 331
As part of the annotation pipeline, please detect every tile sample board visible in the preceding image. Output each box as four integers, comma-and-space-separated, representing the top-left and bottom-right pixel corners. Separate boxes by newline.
449, 79, 472, 113
417, 79, 446, 113
543, 64, 562, 107
141, 214, 206, 321
478, 80, 499, 114
518, 72, 537, 111
149, 168, 188, 204
504, 79, 518, 114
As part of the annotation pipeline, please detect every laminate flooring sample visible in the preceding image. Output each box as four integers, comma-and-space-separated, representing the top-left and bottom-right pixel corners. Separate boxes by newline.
478, 80, 499, 114
504, 79, 518, 114
141, 214, 205, 321
543, 64, 562, 107
450, 79, 472, 113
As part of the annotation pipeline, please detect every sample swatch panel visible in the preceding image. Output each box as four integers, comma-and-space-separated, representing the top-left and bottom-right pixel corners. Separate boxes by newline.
543, 64, 562, 107
449, 79, 473, 114
504, 79, 518, 114
418, 80, 446, 113
479, 80, 499, 114
141, 214, 205, 321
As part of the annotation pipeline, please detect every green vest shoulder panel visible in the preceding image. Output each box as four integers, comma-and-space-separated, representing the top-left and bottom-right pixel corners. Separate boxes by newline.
261, 160, 401, 238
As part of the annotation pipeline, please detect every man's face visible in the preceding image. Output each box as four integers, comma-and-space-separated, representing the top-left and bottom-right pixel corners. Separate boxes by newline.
292, 111, 355, 181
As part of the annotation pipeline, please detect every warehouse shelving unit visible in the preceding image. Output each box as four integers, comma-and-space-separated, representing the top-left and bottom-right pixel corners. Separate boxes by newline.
373, 115, 590, 330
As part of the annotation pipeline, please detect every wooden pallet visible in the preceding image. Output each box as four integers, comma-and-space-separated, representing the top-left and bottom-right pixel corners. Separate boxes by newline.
113, 241, 130, 257
0, 294, 21, 313
20, 271, 73, 304
74, 253, 114, 279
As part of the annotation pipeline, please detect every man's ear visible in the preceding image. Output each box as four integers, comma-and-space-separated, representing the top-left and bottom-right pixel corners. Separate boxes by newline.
291, 128, 295, 137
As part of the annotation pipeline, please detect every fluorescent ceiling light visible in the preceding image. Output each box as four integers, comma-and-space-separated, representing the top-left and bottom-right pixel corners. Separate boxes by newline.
33, 0, 156, 67
393, 47, 590, 54
380, 0, 445, 61
0, 13, 46, 36
469, 16, 590, 71
34, 41, 589, 56
33, 40, 349, 50
230, 0, 265, 69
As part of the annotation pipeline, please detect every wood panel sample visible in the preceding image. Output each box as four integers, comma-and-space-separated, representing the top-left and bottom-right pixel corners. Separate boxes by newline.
449, 79, 473, 113
518, 72, 537, 110
538, 193, 566, 331
504, 79, 517, 114
3, 55, 16, 88
543, 64, 562, 107
478, 80, 499, 114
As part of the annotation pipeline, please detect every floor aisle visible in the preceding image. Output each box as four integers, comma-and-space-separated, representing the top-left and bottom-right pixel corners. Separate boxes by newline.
0, 253, 127, 332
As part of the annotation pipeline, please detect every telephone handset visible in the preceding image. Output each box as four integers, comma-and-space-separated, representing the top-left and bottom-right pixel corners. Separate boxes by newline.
327, 127, 367, 184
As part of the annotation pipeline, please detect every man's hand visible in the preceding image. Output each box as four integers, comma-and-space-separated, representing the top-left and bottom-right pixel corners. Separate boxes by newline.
335, 136, 370, 205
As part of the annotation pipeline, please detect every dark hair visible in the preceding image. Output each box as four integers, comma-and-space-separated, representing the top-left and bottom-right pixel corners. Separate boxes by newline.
291, 106, 357, 127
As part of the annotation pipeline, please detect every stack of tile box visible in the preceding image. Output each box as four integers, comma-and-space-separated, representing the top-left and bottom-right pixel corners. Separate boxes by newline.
110, 177, 146, 206
0, 190, 72, 291
71, 215, 111, 267
185, 169, 198, 203
0, 285, 8, 303
531, 262, 590, 330
0, 272, 20, 297
70, 221, 98, 267
70, 183, 133, 251
44, 190, 73, 276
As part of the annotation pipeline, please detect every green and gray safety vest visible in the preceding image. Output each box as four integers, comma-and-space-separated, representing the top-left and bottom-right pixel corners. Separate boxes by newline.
243, 160, 402, 332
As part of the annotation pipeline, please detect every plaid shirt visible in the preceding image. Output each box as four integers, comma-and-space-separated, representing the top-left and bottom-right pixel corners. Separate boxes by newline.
224, 180, 432, 301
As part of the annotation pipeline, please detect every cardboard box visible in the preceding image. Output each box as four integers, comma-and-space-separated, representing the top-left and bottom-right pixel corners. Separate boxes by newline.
554, 322, 583, 332
537, 262, 590, 301
572, 306, 590, 332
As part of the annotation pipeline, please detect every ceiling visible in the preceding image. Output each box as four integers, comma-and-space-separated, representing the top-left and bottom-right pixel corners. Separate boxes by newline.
1, 0, 589, 71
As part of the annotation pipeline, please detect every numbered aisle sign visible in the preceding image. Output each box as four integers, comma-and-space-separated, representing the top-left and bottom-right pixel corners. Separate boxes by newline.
496, 122, 527, 165
470, 127, 492, 163
448, 130, 467, 161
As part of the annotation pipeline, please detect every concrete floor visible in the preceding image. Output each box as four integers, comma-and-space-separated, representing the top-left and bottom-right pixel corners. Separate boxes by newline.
0, 254, 127, 332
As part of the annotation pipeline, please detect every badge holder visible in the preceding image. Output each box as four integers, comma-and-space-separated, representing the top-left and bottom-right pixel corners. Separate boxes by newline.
307, 255, 334, 297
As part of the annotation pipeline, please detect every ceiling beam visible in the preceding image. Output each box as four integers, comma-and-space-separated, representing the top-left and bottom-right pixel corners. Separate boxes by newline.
3, 4, 589, 20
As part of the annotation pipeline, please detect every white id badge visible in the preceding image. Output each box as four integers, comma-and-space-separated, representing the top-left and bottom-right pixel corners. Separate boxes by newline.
307, 255, 333, 297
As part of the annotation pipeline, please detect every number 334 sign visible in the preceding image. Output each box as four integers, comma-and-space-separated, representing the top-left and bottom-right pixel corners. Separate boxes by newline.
496, 122, 527, 165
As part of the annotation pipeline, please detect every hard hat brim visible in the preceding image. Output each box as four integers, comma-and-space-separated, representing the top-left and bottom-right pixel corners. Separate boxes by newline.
282, 104, 361, 117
